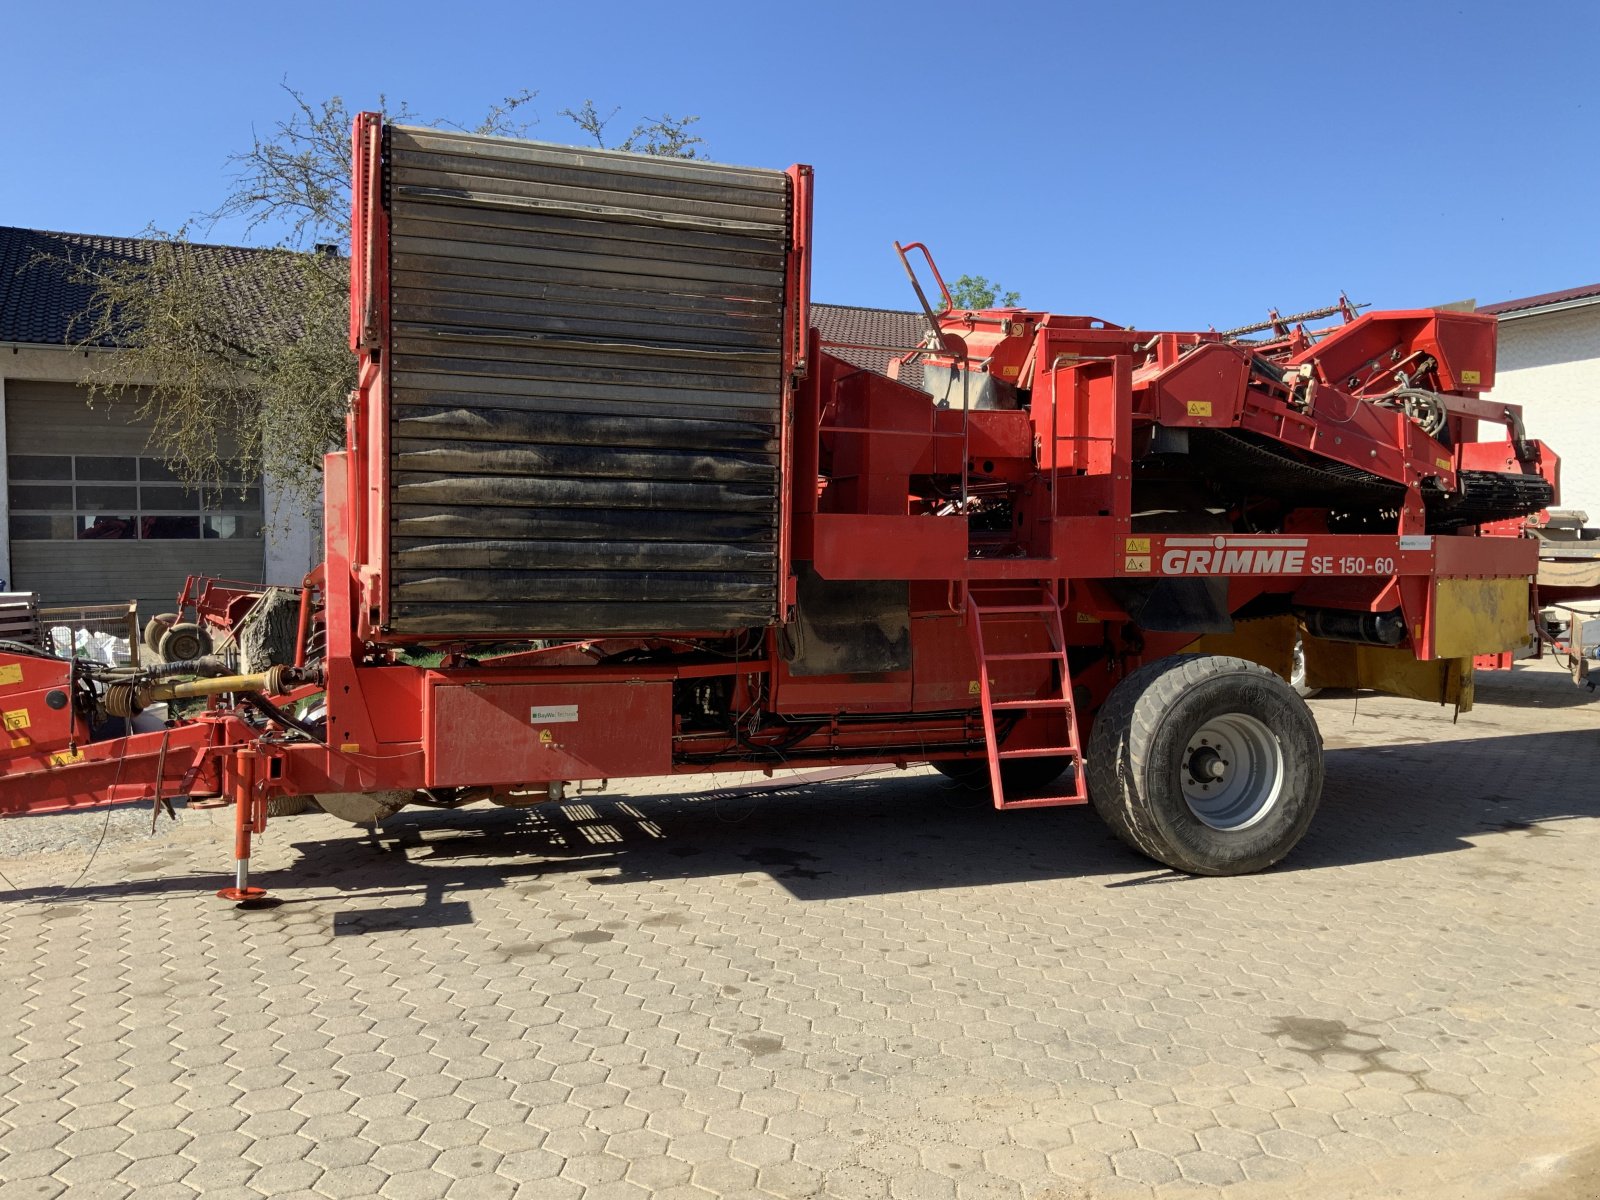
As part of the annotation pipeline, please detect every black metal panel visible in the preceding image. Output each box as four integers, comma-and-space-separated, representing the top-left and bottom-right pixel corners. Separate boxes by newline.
385, 125, 788, 636
391, 602, 776, 635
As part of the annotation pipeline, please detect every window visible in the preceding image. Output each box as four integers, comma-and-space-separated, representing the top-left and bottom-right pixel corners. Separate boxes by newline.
7, 456, 263, 542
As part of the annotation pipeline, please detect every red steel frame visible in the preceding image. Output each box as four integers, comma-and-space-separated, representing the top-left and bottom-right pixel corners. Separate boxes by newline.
0, 117, 1565, 890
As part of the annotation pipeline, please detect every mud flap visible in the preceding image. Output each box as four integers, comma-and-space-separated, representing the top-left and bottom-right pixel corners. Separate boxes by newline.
780, 567, 911, 677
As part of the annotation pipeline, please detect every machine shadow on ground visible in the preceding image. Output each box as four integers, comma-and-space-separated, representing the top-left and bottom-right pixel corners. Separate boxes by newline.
268, 722, 1600, 914
3, 701, 1594, 914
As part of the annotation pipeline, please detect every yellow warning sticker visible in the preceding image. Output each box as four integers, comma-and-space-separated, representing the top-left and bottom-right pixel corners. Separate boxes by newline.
1460, 369, 1481, 385
10, 733, 31, 748
2, 708, 30, 731
48, 748, 85, 767
1186, 400, 1213, 417
339, 742, 361, 754
538, 729, 555, 744
1124, 537, 1151, 554
1076, 611, 1099, 623
1436, 457, 1453, 471
1002, 365, 1019, 377
0, 663, 22, 686
1124, 555, 1152, 573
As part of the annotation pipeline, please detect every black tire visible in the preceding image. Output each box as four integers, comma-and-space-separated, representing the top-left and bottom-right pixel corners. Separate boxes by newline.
266, 795, 312, 818
143, 613, 177, 657
932, 757, 1073, 794
158, 622, 211, 663
1086, 654, 1323, 876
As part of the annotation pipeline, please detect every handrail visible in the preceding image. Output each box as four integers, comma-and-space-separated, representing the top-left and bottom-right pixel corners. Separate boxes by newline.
894, 241, 954, 317
893, 241, 970, 513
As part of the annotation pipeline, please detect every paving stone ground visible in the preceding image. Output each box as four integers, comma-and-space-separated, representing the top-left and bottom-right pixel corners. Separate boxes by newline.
2, 659, 1598, 1200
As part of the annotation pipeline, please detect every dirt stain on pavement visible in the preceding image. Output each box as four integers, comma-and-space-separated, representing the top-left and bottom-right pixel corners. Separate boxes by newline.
736, 1034, 784, 1057
500, 942, 549, 959
640, 910, 689, 927
1269, 1015, 1457, 1095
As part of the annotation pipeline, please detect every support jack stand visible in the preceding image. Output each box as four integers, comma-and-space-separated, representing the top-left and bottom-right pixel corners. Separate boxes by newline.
217, 750, 276, 906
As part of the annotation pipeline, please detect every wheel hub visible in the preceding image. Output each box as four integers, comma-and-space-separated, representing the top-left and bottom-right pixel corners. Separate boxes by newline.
1180, 713, 1285, 831
1186, 746, 1227, 782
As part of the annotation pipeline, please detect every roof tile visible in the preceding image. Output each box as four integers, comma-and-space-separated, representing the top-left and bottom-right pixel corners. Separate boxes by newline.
810, 302, 929, 388
1479, 283, 1600, 316
0, 225, 310, 347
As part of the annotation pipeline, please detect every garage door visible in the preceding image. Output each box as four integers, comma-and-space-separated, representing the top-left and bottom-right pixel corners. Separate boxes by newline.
5, 382, 265, 618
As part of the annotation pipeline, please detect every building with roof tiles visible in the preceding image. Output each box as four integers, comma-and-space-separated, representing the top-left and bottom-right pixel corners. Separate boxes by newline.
1, 223, 937, 617
808, 302, 929, 389
0, 226, 318, 612
1480, 283, 1600, 521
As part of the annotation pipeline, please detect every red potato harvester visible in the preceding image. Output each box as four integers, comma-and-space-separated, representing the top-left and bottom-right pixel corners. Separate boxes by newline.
1, 116, 1583, 900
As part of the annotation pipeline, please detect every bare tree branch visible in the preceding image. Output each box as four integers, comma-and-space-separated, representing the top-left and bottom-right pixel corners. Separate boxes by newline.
68, 85, 709, 504
474, 89, 540, 138
558, 100, 705, 158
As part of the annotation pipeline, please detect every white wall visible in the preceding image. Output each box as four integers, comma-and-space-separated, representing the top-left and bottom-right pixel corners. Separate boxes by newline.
1490, 303, 1600, 519
263, 471, 322, 586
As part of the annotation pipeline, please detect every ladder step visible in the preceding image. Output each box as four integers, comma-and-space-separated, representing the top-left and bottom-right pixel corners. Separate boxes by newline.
983, 651, 1062, 662
997, 746, 1081, 759
990, 698, 1072, 711
971, 603, 1057, 615
998, 791, 1090, 809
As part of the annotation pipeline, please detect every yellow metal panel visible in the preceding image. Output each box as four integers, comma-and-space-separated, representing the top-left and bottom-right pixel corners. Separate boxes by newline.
1433, 576, 1530, 659
1302, 638, 1474, 711
1186, 615, 1297, 681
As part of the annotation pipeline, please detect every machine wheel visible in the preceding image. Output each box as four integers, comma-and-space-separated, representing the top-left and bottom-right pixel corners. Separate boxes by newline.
143, 613, 177, 658
932, 757, 1073, 794
1290, 635, 1320, 699
313, 790, 412, 825
1086, 654, 1323, 876
266, 795, 312, 818
158, 622, 212, 663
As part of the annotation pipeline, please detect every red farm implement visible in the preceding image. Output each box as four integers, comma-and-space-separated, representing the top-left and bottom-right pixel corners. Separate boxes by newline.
1, 116, 1587, 898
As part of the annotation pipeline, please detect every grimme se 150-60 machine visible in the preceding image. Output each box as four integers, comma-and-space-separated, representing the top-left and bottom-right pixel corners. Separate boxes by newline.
0, 116, 1568, 898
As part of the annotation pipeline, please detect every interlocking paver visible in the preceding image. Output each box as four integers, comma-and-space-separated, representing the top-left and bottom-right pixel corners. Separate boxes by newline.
3, 661, 1599, 1199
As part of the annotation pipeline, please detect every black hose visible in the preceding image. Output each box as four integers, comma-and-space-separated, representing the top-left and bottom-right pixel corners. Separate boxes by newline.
140, 655, 234, 680
239, 692, 324, 743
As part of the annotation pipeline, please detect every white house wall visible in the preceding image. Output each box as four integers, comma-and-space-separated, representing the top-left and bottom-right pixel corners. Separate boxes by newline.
1490, 304, 1600, 520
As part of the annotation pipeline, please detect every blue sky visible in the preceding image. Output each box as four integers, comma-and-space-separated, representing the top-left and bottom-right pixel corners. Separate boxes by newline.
3, 0, 1593, 329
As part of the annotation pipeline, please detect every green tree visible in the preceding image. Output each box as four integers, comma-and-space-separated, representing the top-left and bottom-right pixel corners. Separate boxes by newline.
948, 273, 1021, 311
58, 85, 705, 505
